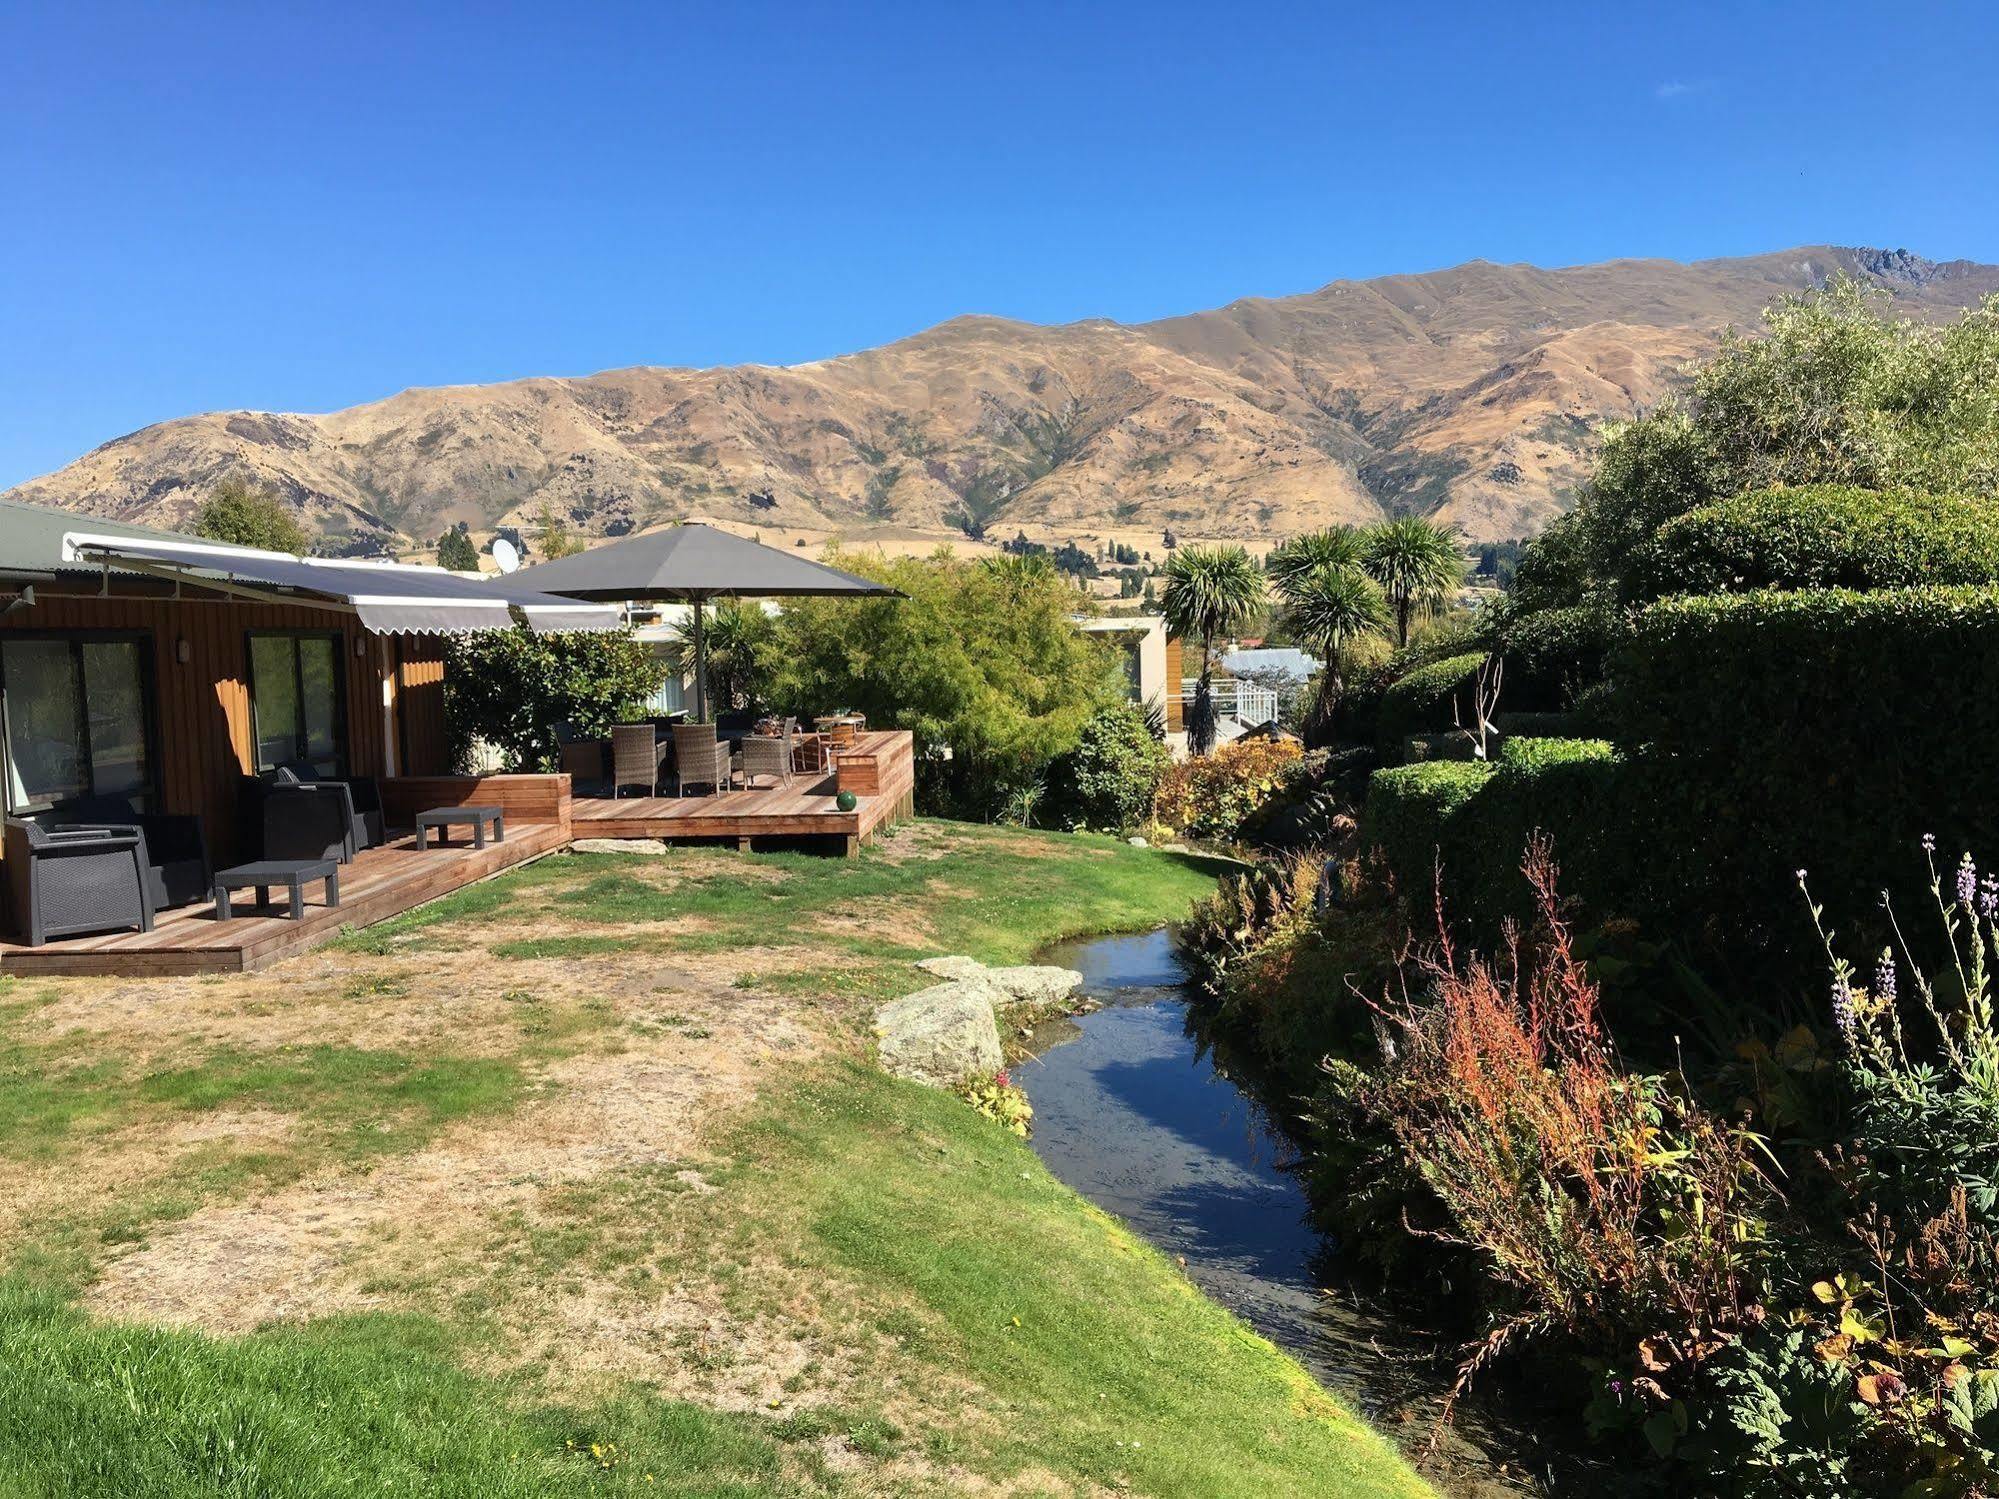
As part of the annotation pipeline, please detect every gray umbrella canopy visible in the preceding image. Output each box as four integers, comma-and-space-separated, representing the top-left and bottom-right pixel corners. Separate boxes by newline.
502, 523, 899, 719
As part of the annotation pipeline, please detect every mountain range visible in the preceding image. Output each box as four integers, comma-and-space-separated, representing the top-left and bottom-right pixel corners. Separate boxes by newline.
10, 245, 1997, 553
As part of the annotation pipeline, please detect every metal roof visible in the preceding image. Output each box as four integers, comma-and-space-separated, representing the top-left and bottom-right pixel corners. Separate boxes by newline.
55, 531, 620, 635
0, 496, 205, 580
1221, 647, 1322, 684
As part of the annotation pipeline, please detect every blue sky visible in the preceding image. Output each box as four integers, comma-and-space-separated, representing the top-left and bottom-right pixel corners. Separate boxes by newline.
3, 0, 1996, 490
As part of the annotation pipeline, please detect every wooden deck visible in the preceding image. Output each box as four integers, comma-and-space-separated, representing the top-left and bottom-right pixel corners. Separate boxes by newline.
572, 729, 915, 853
0, 739, 915, 976
0, 821, 568, 978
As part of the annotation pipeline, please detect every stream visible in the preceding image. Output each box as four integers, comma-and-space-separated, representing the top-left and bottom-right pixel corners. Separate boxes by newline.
1017, 928, 1573, 1497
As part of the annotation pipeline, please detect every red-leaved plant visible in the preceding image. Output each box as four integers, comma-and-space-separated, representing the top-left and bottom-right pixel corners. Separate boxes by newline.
1354, 835, 1769, 1400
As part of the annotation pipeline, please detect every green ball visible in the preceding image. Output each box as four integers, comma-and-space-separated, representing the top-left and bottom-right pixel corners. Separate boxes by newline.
836, 789, 859, 813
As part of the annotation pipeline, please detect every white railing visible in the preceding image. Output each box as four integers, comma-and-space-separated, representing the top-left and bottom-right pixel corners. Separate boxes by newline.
1180, 678, 1281, 729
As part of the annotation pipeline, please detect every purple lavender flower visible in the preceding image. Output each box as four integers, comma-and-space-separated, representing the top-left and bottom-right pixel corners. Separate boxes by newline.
1874, 948, 1897, 1006
1831, 974, 1858, 1039
1924, 833, 1938, 855
1959, 855, 1979, 911
1981, 875, 1998, 922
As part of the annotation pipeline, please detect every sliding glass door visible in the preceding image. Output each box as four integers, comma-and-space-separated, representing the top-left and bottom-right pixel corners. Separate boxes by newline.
0, 633, 155, 813
248, 632, 346, 775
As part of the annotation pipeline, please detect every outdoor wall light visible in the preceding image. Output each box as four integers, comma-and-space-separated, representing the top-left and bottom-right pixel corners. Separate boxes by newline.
176, 637, 191, 664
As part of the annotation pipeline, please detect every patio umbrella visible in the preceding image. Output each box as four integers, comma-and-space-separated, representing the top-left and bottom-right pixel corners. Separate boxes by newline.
500, 523, 900, 720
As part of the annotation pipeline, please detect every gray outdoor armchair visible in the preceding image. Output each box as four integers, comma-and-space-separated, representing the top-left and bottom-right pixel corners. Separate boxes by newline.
4, 816, 155, 946
670, 723, 736, 797
240, 774, 362, 866
275, 762, 385, 851
57, 794, 211, 910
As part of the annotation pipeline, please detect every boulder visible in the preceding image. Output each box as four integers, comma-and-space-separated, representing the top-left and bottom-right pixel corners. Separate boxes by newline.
874, 982, 1002, 1087
915, 955, 986, 982
911, 956, 1083, 1009
984, 965, 1083, 1009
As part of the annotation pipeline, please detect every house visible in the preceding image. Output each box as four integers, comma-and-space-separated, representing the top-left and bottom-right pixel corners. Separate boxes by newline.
0, 498, 614, 971
1074, 614, 1183, 738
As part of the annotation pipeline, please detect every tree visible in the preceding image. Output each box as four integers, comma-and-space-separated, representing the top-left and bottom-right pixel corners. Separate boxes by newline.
658, 599, 779, 714
1523, 278, 1999, 608
194, 478, 307, 553
436, 524, 479, 571
443, 626, 664, 771
1265, 527, 1365, 594
1049, 702, 1171, 832
1361, 515, 1462, 647
1160, 544, 1263, 755
534, 500, 583, 560
1276, 562, 1390, 742
767, 548, 1122, 819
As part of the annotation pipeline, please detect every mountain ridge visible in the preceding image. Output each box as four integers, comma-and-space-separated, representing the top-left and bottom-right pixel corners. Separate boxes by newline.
10, 245, 1997, 553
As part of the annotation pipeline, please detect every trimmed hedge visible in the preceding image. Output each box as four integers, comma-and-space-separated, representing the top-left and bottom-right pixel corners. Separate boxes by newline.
1626, 485, 1999, 602
1361, 738, 1622, 933
1375, 652, 1486, 755
1482, 603, 1626, 708
1613, 584, 1999, 960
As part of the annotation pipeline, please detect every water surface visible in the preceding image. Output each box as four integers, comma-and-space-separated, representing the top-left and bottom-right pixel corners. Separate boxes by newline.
1020, 927, 1543, 1497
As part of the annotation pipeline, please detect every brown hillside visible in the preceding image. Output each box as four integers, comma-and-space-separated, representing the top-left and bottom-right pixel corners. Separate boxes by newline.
9, 245, 1996, 552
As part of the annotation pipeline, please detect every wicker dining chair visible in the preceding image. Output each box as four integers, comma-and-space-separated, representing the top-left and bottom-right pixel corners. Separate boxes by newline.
670, 723, 736, 797
740, 733, 793, 790
611, 724, 658, 798
560, 739, 609, 797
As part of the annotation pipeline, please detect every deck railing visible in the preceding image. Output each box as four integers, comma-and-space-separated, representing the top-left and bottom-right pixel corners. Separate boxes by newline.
1179, 678, 1281, 729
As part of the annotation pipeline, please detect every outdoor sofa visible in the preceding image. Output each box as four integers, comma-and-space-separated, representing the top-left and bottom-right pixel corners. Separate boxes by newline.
3, 815, 155, 946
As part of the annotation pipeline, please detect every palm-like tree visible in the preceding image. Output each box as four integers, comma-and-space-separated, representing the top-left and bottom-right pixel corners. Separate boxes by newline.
1161, 544, 1264, 755
661, 599, 775, 713
1265, 527, 1364, 594
1361, 515, 1463, 647
1279, 564, 1390, 739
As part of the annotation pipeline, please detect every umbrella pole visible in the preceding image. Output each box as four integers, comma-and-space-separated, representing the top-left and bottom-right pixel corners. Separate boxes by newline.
692, 598, 707, 722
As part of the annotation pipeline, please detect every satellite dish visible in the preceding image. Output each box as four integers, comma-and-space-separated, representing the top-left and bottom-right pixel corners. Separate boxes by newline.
491, 537, 521, 574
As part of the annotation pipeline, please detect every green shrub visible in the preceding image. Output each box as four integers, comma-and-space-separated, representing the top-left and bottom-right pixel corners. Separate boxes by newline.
1358, 760, 1491, 900
1154, 739, 1305, 843
1049, 703, 1171, 831
445, 627, 665, 771
1374, 651, 1486, 755
1359, 740, 1622, 933
1482, 603, 1626, 707
1612, 584, 1999, 961
1628, 485, 1999, 602
770, 550, 1122, 819
1491, 710, 1575, 739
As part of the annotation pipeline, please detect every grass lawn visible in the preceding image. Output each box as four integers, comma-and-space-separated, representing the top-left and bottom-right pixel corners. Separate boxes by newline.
0, 821, 1429, 1497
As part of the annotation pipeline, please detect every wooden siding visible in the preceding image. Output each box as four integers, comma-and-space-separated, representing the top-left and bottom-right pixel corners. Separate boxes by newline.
1164, 635, 1185, 732
381, 774, 572, 836
0, 585, 449, 869
395, 637, 449, 775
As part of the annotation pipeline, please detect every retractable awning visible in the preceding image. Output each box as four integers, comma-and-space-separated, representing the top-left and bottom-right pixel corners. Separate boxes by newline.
59, 533, 619, 635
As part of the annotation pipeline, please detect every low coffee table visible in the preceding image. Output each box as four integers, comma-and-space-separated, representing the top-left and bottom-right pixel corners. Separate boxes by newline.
213, 858, 340, 921
415, 804, 506, 849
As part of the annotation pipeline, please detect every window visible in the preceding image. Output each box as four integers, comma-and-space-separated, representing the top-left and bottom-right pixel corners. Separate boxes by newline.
0, 634, 155, 813
248, 632, 347, 775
